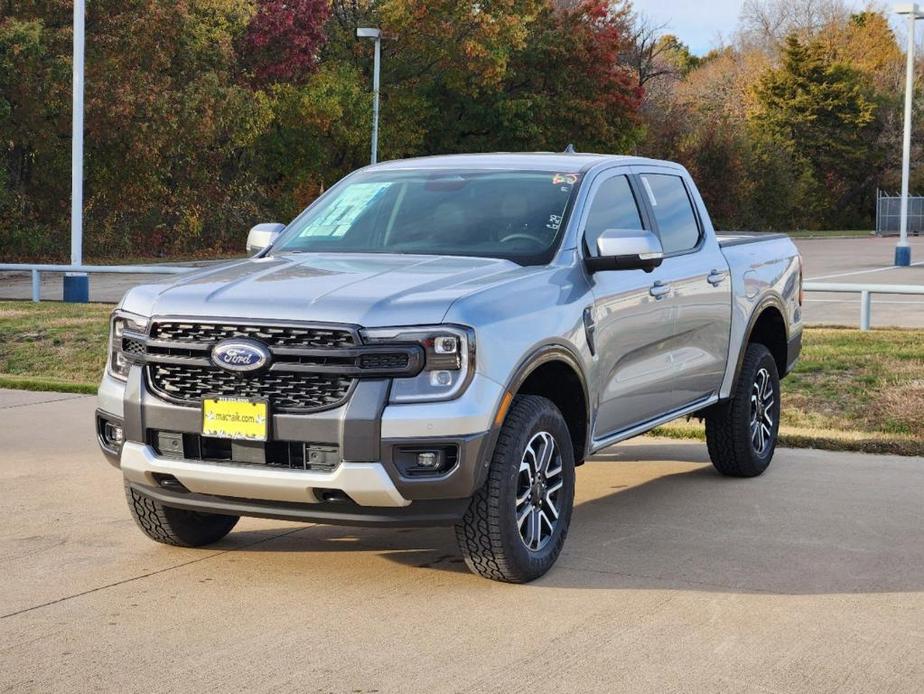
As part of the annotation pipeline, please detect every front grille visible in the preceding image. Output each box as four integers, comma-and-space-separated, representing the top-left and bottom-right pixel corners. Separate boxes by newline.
150, 322, 356, 348
148, 364, 353, 412
135, 319, 421, 412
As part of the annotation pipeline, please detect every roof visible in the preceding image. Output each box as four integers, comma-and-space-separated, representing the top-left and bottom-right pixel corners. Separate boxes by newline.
367, 152, 672, 173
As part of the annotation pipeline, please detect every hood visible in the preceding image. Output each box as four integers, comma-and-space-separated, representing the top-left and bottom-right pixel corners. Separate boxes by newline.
121, 253, 532, 327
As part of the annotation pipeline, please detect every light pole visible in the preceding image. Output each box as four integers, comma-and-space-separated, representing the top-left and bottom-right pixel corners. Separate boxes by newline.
895, 4, 924, 267
356, 27, 382, 165
65, 0, 89, 302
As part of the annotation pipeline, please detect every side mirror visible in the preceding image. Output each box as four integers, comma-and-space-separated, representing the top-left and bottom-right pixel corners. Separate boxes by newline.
585, 228, 664, 273
246, 223, 285, 255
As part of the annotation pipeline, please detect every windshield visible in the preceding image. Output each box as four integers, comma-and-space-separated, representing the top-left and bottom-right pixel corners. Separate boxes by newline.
271, 169, 581, 265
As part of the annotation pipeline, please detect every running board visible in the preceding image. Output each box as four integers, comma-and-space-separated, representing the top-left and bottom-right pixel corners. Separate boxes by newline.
589, 394, 718, 455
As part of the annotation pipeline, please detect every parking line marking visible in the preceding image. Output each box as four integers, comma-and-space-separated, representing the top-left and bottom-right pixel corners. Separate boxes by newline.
807, 259, 924, 281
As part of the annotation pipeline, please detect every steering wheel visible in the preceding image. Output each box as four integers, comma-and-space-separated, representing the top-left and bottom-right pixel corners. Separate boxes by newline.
498, 233, 545, 249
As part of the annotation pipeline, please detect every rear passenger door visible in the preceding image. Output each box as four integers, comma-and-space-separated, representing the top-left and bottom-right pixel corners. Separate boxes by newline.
636, 170, 732, 404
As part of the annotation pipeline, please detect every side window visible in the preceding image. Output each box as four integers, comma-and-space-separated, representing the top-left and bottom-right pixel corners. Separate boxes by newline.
584, 175, 643, 256
640, 174, 700, 254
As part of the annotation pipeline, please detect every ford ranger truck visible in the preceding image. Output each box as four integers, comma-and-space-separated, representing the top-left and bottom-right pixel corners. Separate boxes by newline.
96, 153, 803, 583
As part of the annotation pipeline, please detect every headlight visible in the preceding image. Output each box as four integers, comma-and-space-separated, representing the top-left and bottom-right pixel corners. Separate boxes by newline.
361, 325, 475, 403
107, 310, 149, 381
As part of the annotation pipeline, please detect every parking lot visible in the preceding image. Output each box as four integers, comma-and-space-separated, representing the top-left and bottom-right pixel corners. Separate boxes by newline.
3, 389, 923, 692
799, 235, 924, 328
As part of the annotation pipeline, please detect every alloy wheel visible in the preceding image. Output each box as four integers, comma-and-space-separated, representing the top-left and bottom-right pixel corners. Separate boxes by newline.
515, 431, 564, 552
750, 367, 776, 455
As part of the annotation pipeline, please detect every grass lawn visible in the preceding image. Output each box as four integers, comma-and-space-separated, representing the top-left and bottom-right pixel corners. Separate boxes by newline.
1, 301, 922, 455
0, 301, 111, 394
653, 327, 924, 456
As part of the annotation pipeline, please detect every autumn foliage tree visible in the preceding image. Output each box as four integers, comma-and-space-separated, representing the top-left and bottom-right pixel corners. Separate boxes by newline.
244, 0, 330, 84
0, 0, 915, 260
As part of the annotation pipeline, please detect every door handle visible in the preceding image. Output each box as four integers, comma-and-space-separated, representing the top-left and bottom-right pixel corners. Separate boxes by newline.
649, 281, 672, 300
707, 269, 728, 286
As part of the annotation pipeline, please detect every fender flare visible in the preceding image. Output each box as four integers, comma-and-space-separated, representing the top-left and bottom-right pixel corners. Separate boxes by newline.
500, 343, 591, 452
730, 295, 789, 393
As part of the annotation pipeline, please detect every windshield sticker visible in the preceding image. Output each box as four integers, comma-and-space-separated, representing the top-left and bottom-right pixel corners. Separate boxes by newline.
546, 214, 564, 230
299, 183, 392, 237
552, 173, 579, 187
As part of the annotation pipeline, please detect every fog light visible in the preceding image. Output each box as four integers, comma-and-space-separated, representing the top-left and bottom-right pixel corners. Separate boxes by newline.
416, 451, 440, 468
430, 370, 453, 387
105, 422, 124, 445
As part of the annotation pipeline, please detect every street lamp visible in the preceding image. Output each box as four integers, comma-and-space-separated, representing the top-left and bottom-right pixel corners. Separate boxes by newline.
895, 4, 924, 267
356, 27, 382, 165
65, 0, 89, 302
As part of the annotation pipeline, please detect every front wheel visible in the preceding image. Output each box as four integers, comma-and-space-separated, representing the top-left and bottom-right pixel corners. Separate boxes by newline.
705, 343, 781, 477
125, 482, 239, 547
455, 395, 576, 583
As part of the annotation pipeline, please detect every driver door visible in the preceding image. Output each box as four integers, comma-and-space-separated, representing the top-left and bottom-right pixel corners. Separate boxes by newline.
583, 172, 681, 440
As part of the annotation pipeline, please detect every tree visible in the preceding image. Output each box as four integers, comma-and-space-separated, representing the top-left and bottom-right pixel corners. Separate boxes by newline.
244, 0, 330, 85
750, 35, 880, 227
408, 0, 642, 154
738, 0, 851, 51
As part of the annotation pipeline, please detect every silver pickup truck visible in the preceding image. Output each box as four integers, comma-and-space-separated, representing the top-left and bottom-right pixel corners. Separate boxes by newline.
97, 153, 803, 582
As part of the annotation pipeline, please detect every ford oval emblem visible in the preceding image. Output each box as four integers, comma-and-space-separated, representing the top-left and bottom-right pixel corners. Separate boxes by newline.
211, 339, 271, 373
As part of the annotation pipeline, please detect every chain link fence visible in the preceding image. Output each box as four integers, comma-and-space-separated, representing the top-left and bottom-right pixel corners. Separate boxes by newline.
877, 189, 924, 236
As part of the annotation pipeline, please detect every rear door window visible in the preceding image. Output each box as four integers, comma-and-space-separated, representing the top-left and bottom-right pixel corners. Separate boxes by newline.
640, 174, 700, 254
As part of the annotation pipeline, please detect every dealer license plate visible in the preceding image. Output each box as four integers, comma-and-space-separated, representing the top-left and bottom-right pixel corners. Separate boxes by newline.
202, 398, 269, 441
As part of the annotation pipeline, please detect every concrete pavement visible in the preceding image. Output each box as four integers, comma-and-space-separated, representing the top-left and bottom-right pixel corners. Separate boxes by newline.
2, 389, 924, 692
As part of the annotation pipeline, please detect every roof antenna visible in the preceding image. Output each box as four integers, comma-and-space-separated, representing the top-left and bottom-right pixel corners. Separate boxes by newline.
564, 144, 576, 154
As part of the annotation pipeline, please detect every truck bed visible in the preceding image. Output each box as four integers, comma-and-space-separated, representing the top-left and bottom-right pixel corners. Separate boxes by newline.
717, 232, 789, 248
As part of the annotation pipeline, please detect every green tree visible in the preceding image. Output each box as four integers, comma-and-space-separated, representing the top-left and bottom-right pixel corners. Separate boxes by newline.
750, 35, 880, 228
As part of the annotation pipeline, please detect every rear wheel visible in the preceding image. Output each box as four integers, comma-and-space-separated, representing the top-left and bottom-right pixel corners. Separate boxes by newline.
455, 395, 576, 583
125, 482, 239, 547
705, 343, 780, 477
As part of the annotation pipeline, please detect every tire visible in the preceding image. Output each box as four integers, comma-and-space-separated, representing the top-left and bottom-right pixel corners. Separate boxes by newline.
705, 343, 781, 477
124, 482, 239, 547
455, 395, 576, 583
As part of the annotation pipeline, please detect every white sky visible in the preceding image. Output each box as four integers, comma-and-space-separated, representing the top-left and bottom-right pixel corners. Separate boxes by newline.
631, 0, 895, 56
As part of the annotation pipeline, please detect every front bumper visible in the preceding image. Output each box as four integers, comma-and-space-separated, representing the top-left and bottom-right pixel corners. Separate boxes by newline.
98, 365, 503, 522
121, 441, 409, 507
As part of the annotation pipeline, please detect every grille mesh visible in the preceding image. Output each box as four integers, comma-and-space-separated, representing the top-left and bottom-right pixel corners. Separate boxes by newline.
122, 338, 146, 356
148, 364, 353, 412
151, 322, 356, 348
359, 353, 410, 370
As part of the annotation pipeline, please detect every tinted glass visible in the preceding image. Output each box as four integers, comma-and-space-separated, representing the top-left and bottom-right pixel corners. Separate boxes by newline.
641, 174, 700, 253
272, 170, 581, 265
584, 175, 643, 255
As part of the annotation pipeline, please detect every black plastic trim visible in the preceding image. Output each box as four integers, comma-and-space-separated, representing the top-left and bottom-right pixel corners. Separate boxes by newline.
95, 410, 123, 468
731, 296, 790, 392
380, 432, 492, 500
340, 379, 390, 461
786, 330, 802, 375
500, 343, 591, 466
128, 481, 471, 527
